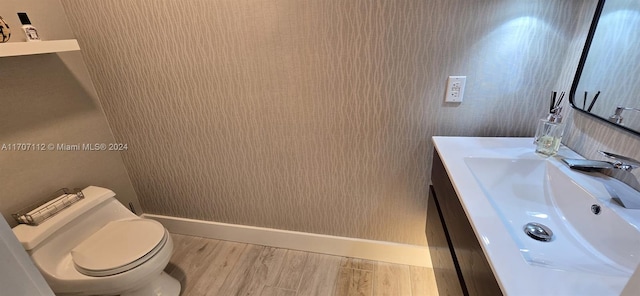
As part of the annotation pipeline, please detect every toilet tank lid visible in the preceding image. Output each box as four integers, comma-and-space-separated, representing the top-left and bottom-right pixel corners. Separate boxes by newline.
12, 186, 116, 250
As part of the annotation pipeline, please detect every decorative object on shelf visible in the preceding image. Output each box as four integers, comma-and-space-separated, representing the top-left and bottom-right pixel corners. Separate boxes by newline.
0, 16, 10, 43
17, 12, 40, 42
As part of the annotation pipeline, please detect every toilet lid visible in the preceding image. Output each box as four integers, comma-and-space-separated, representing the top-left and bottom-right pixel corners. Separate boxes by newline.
71, 219, 167, 277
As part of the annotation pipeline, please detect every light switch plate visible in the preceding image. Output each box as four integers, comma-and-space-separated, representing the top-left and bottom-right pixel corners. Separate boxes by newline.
445, 76, 466, 103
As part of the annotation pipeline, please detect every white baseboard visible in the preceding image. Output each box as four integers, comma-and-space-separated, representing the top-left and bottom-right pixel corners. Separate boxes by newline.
143, 214, 431, 267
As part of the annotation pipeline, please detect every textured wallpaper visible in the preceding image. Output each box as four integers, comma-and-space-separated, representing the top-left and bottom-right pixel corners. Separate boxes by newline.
61, 0, 586, 245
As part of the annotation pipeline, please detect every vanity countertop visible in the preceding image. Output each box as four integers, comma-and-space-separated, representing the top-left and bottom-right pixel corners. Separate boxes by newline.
432, 136, 633, 296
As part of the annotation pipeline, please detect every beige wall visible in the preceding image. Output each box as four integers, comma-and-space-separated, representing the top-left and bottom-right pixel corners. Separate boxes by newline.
4, 0, 637, 249
3, 0, 635, 250
58, 0, 591, 246
0, 0, 140, 227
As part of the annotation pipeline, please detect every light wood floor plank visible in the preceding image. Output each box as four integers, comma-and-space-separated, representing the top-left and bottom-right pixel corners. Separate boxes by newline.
234, 247, 289, 296
373, 262, 412, 296
297, 253, 342, 296
167, 233, 200, 266
334, 267, 373, 296
214, 244, 265, 296
187, 241, 248, 295
260, 286, 297, 296
166, 234, 206, 276
274, 250, 309, 291
410, 266, 439, 296
340, 257, 375, 271
167, 235, 220, 284
166, 234, 438, 296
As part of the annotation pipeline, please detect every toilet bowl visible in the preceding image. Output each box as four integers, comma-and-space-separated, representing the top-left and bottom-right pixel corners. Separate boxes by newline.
12, 186, 181, 296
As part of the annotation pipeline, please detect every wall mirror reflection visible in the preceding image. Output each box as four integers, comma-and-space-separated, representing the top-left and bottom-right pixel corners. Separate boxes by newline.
571, 0, 640, 135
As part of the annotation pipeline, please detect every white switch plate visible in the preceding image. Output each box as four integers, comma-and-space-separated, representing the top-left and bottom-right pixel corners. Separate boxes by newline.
445, 76, 466, 103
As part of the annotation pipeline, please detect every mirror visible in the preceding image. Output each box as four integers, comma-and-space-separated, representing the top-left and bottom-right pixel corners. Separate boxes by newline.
570, 0, 640, 135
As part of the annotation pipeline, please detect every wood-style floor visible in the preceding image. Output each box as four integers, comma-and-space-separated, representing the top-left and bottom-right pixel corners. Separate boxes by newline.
165, 233, 439, 296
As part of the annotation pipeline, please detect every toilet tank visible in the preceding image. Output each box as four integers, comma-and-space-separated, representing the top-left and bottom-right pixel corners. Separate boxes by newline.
12, 186, 137, 251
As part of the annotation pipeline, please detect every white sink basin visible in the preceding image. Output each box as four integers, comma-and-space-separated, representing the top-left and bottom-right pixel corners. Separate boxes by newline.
465, 157, 640, 276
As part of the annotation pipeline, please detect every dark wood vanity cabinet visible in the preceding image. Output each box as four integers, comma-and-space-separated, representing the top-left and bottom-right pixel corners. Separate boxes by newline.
427, 149, 502, 296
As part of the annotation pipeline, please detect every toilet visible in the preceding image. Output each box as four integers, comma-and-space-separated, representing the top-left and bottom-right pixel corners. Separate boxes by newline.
12, 186, 181, 296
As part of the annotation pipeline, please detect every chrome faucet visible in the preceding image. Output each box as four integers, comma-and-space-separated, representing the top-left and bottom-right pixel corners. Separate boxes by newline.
562, 151, 640, 209
608, 106, 640, 125
562, 151, 640, 172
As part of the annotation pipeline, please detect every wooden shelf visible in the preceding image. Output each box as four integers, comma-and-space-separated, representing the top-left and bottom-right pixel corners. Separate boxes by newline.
0, 39, 80, 57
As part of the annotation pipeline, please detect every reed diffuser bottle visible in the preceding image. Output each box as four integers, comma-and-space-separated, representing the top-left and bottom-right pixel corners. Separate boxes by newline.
534, 91, 565, 157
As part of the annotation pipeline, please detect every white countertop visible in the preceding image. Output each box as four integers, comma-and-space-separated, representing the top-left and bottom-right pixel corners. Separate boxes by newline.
432, 136, 632, 296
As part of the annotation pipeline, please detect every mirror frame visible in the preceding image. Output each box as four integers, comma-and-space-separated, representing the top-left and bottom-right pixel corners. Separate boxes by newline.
569, 0, 640, 136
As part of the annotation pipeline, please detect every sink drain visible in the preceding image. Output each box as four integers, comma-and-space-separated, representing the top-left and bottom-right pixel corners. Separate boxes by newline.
523, 222, 553, 242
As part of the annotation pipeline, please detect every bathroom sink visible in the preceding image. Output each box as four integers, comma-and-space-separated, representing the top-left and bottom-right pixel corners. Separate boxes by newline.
464, 157, 640, 276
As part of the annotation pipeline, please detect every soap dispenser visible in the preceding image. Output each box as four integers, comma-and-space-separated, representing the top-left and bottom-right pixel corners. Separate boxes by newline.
534, 106, 564, 157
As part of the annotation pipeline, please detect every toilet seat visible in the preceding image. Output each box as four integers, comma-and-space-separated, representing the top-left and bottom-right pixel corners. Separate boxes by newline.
71, 219, 167, 277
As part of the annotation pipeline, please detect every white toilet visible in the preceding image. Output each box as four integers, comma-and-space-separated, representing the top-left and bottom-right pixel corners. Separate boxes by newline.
12, 186, 181, 296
